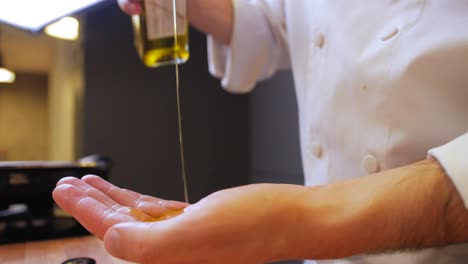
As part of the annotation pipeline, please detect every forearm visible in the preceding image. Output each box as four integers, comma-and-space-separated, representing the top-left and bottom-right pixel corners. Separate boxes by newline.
187, 0, 233, 45
280, 159, 468, 260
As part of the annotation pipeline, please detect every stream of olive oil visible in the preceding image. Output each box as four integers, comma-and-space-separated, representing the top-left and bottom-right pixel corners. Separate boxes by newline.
172, 0, 189, 206
130, 1, 188, 222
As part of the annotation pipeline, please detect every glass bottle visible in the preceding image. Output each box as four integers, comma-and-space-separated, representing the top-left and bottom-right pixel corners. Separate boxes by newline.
132, 0, 189, 67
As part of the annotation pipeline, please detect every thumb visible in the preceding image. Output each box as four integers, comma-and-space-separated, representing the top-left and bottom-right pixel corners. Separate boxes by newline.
104, 222, 165, 263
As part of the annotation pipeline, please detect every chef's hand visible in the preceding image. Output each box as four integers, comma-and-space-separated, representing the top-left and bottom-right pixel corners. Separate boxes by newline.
117, 0, 234, 45
54, 160, 466, 263
53, 176, 304, 264
53, 175, 188, 240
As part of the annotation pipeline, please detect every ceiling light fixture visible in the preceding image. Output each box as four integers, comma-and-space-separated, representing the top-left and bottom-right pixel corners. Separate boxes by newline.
0, 0, 106, 32
45, 17, 79, 41
0, 67, 15, 83
0, 26, 15, 84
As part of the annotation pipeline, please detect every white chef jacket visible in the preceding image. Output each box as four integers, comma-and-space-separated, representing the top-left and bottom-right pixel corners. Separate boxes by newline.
207, 0, 468, 263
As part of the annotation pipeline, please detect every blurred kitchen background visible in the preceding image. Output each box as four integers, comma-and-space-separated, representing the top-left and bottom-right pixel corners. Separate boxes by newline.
0, 1, 302, 263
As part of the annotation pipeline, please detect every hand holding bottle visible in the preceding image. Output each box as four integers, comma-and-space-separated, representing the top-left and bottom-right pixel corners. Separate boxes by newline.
118, 0, 142, 15
118, 0, 234, 45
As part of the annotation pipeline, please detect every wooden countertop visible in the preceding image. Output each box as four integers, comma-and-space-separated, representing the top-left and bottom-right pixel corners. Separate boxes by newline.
0, 236, 134, 264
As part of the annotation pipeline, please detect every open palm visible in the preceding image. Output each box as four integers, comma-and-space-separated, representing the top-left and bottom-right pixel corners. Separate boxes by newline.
53, 176, 302, 264
53, 175, 188, 239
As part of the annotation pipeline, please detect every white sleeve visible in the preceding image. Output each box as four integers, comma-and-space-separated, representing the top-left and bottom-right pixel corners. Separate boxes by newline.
207, 0, 290, 94
429, 133, 468, 208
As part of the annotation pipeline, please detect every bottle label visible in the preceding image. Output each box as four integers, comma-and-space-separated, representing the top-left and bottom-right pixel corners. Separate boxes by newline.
145, 0, 187, 40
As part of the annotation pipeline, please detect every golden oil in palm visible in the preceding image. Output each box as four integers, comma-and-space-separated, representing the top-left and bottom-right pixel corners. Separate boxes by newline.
129, 208, 184, 222
132, 0, 189, 67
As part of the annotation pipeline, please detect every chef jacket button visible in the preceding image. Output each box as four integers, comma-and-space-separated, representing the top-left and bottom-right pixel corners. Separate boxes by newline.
311, 141, 323, 158
314, 33, 325, 48
362, 154, 380, 174
380, 27, 399, 41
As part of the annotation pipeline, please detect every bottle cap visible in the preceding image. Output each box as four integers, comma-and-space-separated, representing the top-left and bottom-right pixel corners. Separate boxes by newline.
62, 257, 96, 264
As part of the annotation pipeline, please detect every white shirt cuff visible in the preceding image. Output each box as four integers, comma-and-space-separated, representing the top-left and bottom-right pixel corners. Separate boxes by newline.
207, 0, 289, 94
429, 133, 468, 208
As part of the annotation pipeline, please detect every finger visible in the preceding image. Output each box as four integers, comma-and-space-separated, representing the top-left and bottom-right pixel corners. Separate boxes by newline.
121, 189, 187, 213
81, 175, 158, 208
103, 208, 206, 264
133, 190, 188, 209
123, 188, 142, 199
82, 175, 187, 216
57, 177, 159, 222
117, 0, 142, 15
53, 184, 136, 239
124, 188, 188, 211
57, 177, 118, 208
136, 200, 186, 217
103, 222, 177, 264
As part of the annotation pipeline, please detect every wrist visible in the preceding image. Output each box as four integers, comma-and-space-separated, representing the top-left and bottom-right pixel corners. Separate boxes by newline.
267, 182, 369, 260
286, 158, 464, 260
187, 0, 233, 44
260, 184, 311, 262
291, 182, 376, 259
431, 157, 468, 244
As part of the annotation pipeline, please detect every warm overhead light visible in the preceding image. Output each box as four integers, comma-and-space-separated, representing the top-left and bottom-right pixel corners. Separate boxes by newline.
45, 17, 79, 40
0, 0, 106, 32
0, 67, 15, 83
0, 26, 15, 84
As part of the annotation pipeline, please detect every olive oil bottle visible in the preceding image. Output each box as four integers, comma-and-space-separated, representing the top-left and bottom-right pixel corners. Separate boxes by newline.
132, 0, 189, 67
131, 0, 191, 204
